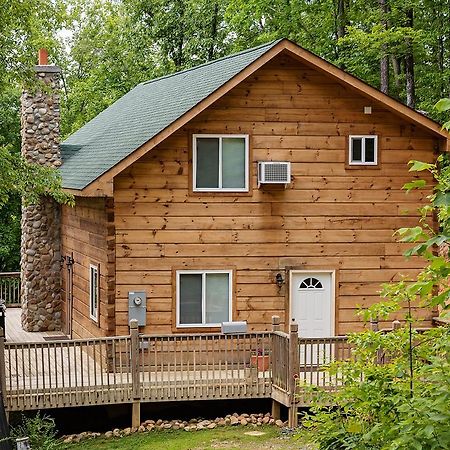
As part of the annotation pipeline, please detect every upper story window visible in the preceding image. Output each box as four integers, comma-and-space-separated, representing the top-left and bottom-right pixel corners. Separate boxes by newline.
349, 135, 378, 165
89, 264, 99, 322
176, 270, 232, 327
193, 134, 249, 191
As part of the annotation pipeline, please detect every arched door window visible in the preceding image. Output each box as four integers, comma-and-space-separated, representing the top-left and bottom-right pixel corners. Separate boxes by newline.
298, 277, 323, 290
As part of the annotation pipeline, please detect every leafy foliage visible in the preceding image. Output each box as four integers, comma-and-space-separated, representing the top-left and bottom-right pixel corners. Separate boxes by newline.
0, 147, 73, 208
11, 413, 59, 450
301, 114, 450, 448
303, 328, 450, 449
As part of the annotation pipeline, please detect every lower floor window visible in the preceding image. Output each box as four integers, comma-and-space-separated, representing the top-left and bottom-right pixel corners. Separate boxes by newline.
89, 264, 99, 322
176, 270, 231, 327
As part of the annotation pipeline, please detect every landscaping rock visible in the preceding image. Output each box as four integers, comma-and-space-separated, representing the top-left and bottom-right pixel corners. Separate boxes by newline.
61, 411, 286, 444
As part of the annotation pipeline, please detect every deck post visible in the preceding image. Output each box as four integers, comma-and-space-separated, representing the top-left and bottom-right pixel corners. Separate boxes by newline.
370, 318, 382, 364
271, 316, 281, 419
392, 320, 401, 330
370, 318, 379, 332
288, 321, 299, 428
272, 315, 281, 332
130, 320, 141, 428
0, 328, 6, 403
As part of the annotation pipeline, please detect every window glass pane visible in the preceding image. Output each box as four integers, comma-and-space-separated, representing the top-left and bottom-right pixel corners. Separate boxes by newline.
179, 274, 202, 324
351, 138, 362, 162
365, 137, 376, 162
90, 267, 98, 317
196, 138, 219, 188
222, 138, 246, 189
205, 273, 229, 324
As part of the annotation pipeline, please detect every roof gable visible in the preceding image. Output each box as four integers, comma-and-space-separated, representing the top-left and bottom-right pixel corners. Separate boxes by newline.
61, 39, 448, 193
60, 40, 281, 190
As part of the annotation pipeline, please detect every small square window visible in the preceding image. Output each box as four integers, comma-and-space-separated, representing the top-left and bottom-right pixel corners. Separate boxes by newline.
89, 264, 99, 322
193, 135, 249, 191
176, 270, 232, 327
349, 136, 378, 165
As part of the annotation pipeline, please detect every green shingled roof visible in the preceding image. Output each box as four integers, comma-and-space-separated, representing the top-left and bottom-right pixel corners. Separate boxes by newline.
60, 40, 281, 190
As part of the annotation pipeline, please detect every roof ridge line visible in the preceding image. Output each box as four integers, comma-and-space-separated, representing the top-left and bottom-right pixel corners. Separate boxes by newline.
140, 39, 283, 87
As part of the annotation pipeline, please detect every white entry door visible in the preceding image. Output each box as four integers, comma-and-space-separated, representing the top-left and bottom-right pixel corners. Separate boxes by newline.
290, 272, 334, 338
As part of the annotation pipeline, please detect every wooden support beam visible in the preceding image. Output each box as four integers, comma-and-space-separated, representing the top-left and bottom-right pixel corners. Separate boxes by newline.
0, 328, 5, 401
271, 399, 281, 420
288, 321, 299, 428
132, 401, 141, 429
130, 320, 141, 428
271, 315, 282, 420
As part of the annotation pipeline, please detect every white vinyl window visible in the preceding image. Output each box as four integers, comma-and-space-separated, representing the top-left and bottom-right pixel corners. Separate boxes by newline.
193, 134, 249, 191
176, 270, 232, 327
89, 264, 99, 322
349, 135, 378, 165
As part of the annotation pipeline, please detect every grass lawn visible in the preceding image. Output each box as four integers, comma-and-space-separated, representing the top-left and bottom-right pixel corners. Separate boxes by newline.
62, 426, 315, 450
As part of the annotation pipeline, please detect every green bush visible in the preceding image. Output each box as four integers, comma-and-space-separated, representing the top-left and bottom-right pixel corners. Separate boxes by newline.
302, 327, 450, 449
302, 134, 450, 449
11, 413, 59, 450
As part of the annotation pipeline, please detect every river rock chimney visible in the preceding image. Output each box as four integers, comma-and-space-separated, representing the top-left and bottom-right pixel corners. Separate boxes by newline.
20, 49, 62, 331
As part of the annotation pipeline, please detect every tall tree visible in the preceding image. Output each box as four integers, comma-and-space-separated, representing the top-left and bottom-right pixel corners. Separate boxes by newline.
404, 5, 416, 108
0, 0, 69, 271
379, 0, 390, 94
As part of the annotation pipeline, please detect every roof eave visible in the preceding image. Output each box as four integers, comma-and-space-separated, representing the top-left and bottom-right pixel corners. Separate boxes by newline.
67, 40, 290, 195
68, 38, 450, 195
281, 41, 448, 142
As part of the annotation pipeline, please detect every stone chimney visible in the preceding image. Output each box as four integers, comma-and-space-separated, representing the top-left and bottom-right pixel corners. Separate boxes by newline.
20, 49, 62, 331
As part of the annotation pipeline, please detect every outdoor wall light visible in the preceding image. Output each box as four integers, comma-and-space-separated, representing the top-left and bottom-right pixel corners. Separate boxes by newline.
275, 273, 284, 288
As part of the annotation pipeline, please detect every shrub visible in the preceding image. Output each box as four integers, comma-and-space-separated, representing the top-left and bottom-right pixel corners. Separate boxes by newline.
302, 327, 450, 449
11, 413, 59, 450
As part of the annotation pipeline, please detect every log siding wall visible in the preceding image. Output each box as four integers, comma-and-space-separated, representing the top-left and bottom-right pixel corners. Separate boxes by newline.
61, 198, 116, 338
113, 54, 439, 335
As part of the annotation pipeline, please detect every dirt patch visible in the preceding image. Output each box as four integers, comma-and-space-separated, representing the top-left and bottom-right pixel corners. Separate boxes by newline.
197, 436, 316, 450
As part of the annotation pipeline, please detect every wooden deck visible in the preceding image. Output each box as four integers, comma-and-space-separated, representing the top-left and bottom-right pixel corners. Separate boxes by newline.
5, 308, 63, 343
0, 316, 353, 429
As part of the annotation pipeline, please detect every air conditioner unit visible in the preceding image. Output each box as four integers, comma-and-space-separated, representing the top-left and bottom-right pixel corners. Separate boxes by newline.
257, 161, 291, 188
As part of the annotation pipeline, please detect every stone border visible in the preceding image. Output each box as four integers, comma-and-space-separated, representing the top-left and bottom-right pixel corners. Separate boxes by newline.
62, 412, 288, 444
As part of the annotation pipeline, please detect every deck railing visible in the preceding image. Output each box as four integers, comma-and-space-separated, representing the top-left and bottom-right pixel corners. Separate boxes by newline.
296, 336, 353, 405
0, 317, 359, 428
0, 272, 20, 306
4, 334, 132, 411
137, 332, 272, 402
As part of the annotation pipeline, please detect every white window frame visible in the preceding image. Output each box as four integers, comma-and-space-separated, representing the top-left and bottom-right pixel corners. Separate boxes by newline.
348, 135, 378, 165
192, 134, 249, 192
176, 270, 233, 328
89, 264, 99, 322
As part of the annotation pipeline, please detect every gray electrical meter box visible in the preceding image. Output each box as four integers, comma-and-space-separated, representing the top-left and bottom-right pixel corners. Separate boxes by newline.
128, 291, 147, 326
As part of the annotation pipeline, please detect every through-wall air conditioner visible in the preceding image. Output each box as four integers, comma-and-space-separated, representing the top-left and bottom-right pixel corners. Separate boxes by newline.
257, 161, 291, 188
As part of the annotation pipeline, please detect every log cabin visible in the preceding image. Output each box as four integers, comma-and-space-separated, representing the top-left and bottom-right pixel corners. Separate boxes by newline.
20, 38, 449, 340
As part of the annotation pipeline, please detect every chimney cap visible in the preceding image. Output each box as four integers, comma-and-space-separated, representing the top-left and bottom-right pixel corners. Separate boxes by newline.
38, 48, 49, 65
35, 48, 61, 73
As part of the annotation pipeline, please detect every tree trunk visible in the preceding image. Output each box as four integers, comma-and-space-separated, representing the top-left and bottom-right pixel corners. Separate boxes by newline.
337, 0, 346, 39
335, 0, 349, 67
404, 8, 415, 108
391, 55, 402, 89
379, 0, 389, 94
208, 3, 219, 61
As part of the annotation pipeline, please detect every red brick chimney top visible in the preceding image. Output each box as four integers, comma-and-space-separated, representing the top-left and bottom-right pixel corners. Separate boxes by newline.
38, 48, 49, 65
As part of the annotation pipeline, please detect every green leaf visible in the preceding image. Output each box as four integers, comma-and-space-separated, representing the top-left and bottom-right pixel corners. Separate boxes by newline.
408, 160, 434, 172
434, 192, 450, 207
435, 98, 450, 112
403, 179, 427, 191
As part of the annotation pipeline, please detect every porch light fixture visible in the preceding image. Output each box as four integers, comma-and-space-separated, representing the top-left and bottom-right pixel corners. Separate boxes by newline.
275, 273, 284, 288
